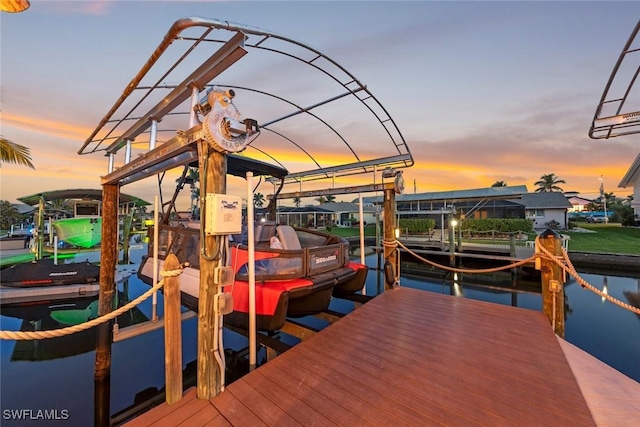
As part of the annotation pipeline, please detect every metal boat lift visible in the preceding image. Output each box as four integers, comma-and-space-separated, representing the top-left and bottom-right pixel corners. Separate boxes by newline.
589, 20, 640, 140
79, 17, 413, 191
79, 16, 414, 414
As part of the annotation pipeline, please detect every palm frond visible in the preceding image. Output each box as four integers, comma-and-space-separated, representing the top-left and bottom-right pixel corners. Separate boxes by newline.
0, 137, 35, 169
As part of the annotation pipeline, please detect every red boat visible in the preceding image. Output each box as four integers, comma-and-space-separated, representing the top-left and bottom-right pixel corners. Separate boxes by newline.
137, 222, 367, 332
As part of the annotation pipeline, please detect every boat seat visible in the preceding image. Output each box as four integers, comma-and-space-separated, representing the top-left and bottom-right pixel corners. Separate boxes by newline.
277, 225, 302, 250
255, 221, 277, 248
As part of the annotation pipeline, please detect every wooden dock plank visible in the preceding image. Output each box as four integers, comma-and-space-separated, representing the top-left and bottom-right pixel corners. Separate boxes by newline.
258, 363, 365, 426
125, 287, 607, 426
241, 370, 336, 426
558, 337, 640, 427
125, 388, 202, 427
220, 378, 302, 426
176, 404, 222, 426
259, 350, 399, 427
209, 384, 267, 427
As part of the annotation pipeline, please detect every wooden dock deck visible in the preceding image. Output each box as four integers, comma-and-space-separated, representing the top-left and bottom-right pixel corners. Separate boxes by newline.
124, 287, 640, 426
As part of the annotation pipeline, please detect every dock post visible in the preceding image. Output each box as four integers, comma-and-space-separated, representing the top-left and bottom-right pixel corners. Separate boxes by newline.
383, 187, 397, 290
37, 197, 45, 260
448, 212, 455, 266
94, 183, 119, 427
539, 229, 565, 337
163, 254, 183, 404
197, 142, 226, 399
509, 233, 517, 278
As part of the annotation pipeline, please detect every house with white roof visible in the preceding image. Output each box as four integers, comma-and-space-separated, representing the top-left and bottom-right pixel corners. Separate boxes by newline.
619, 153, 640, 221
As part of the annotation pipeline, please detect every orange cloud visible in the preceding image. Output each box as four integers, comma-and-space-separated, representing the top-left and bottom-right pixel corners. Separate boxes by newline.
0, 112, 92, 142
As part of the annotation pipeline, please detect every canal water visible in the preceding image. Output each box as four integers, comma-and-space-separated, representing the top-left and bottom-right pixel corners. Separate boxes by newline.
0, 247, 638, 425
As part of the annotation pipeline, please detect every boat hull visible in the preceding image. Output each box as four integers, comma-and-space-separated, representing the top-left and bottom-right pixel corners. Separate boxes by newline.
138, 257, 349, 331
136, 224, 368, 332
0, 259, 100, 287
52, 217, 102, 248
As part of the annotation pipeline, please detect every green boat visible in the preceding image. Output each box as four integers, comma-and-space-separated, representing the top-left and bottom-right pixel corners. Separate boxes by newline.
52, 217, 102, 249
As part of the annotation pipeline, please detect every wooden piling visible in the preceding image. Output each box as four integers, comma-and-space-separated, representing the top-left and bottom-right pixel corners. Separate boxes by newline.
197, 142, 226, 399
448, 212, 455, 266
163, 253, 182, 404
383, 188, 397, 291
539, 229, 565, 337
94, 183, 119, 427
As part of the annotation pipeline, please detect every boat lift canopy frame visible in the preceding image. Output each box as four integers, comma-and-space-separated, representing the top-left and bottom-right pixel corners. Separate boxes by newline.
79, 16, 413, 188
589, 20, 640, 140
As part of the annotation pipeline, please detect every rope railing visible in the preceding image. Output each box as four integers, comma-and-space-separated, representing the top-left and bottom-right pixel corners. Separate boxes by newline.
395, 240, 538, 274
0, 267, 184, 341
535, 239, 640, 315
392, 235, 639, 315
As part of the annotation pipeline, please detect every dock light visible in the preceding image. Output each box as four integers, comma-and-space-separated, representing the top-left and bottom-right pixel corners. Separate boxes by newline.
395, 228, 400, 239
451, 219, 458, 227
1, 0, 30, 13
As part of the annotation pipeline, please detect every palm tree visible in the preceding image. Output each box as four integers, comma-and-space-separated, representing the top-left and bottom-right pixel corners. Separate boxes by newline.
491, 181, 507, 187
534, 173, 566, 193
325, 195, 336, 203
254, 193, 265, 208
315, 196, 328, 204
0, 137, 34, 168
293, 197, 301, 208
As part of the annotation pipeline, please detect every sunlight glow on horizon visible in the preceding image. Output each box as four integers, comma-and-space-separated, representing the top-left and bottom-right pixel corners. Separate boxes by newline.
1, 2, 637, 208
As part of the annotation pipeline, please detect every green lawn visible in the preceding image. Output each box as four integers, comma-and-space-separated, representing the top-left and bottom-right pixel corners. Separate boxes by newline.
328, 223, 640, 256
564, 223, 640, 255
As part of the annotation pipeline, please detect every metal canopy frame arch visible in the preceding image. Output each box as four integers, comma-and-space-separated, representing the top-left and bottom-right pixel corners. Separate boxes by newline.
589, 20, 640, 140
79, 16, 413, 188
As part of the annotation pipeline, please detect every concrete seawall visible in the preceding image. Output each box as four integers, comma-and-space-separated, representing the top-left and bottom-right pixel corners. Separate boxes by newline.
568, 252, 640, 276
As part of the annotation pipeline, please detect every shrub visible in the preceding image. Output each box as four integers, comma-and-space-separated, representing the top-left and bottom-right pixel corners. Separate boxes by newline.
462, 218, 534, 233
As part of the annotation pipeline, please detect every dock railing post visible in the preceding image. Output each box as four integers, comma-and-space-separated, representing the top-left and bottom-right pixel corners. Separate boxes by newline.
448, 212, 455, 266
539, 229, 565, 338
163, 253, 183, 404
383, 188, 397, 291
509, 233, 517, 277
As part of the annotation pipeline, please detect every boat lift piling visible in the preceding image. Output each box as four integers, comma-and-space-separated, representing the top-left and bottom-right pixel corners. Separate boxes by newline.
538, 229, 565, 337
196, 140, 227, 399
94, 183, 119, 427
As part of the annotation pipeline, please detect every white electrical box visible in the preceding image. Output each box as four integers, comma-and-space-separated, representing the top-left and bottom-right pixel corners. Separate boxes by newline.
205, 194, 242, 235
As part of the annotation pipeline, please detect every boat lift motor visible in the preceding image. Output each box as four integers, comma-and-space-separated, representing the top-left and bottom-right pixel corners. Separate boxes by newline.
200, 88, 259, 153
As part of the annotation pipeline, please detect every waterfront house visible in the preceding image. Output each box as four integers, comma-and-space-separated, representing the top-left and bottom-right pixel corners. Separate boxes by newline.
619, 153, 640, 222
509, 192, 573, 230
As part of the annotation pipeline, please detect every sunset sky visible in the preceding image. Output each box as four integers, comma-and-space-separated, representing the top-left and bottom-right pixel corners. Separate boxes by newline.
1, 1, 638, 209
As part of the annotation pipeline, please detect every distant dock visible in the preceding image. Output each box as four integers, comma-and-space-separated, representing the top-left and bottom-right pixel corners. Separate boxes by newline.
124, 287, 640, 426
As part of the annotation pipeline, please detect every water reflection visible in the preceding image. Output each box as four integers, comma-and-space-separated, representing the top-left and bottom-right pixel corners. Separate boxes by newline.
0, 246, 638, 425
